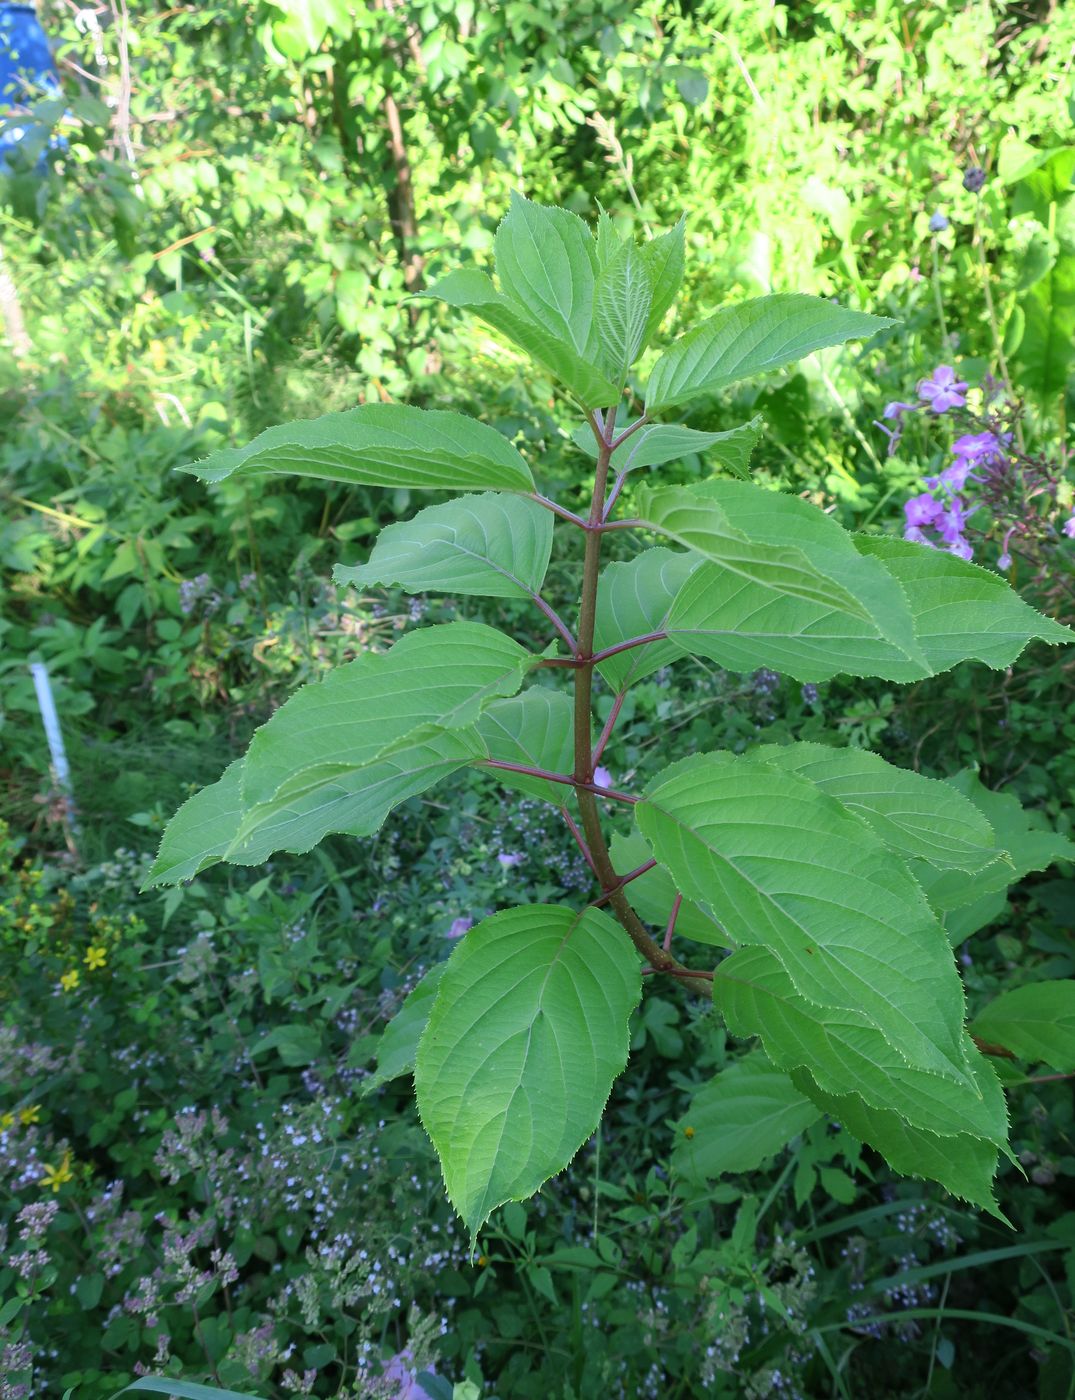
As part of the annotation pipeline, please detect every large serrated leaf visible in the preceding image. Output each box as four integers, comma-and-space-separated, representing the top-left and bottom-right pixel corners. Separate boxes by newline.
495, 192, 597, 353
592, 238, 651, 378
425, 268, 619, 408
673, 1051, 821, 1182
638, 218, 686, 348
334, 493, 552, 600
241, 623, 532, 808
594, 548, 700, 691
178, 403, 533, 491
854, 535, 1072, 673
637, 751, 972, 1084
715, 944, 1005, 1143
645, 294, 894, 411
415, 905, 641, 1236
970, 981, 1075, 1071
474, 689, 575, 805
789, 1063, 1005, 1217
143, 759, 245, 888
146, 624, 533, 885
637, 482, 928, 682
754, 742, 999, 871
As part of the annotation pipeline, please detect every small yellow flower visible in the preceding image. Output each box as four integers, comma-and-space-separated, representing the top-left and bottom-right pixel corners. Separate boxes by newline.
60, 969, 80, 992
40, 1150, 74, 1192
0, 1112, 13, 1130
683, 1125, 696, 1139
84, 945, 107, 971
19, 1105, 40, 1125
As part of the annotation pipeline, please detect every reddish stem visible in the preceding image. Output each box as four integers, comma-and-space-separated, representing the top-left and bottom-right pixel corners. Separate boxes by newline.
593, 691, 626, 765
664, 893, 682, 952
560, 807, 600, 878
479, 759, 637, 805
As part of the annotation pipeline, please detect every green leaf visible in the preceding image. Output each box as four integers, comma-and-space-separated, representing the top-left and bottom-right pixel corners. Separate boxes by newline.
415, 904, 641, 1236
572, 416, 763, 479
645, 294, 894, 411
1012, 249, 1075, 405
147, 625, 532, 884
638, 217, 686, 348
971, 981, 1075, 1071
474, 689, 575, 805
594, 547, 699, 690
673, 1052, 821, 1181
143, 759, 245, 888
638, 482, 928, 682
754, 742, 999, 870
911, 770, 1075, 916
251, 1022, 322, 1066
609, 829, 729, 946
593, 239, 651, 377
363, 963, 448, 1094
789, 1063, 1005, 1217
854, 535, 1072, 673
595, 207, 622, 269
241, 623, 532, 809
715, 944, 1006, 1144
425, 269, 619, 408
116, 1381, 268, 1400
228, 725, 483, 864
178, 403, 534, 491
495, 192, 597, 353
334, 493, 552, 600
637, 750, 972, 1084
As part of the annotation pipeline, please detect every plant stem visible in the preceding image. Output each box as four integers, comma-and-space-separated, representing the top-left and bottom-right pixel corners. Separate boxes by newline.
572, 413, 687, 977
593, 690, 626, 765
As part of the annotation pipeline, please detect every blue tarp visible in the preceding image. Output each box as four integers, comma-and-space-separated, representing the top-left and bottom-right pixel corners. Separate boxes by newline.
0, 2, 62, 170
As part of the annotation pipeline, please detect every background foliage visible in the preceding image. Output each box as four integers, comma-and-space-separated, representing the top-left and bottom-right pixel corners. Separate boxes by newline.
2, 1, 1074, 1397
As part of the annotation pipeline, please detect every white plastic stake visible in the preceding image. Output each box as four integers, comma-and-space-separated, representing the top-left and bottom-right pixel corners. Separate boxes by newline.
29, 661, 79, 829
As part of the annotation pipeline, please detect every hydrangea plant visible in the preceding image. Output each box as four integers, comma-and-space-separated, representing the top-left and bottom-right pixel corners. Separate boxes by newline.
145, 194, 1074, 1240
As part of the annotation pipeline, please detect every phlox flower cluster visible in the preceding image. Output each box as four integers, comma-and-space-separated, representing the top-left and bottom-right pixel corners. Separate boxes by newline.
877, 367, 1075, 577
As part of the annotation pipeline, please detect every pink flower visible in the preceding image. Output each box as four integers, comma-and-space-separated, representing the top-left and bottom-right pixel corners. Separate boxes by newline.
446, 917, 472, 939
1064, 514, 1075, 540
592, 766, 613, 789
917, 365, 968, 414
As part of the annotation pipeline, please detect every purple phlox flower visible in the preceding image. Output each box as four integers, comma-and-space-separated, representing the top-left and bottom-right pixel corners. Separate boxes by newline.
875, 401, 917, 455
952, 431, 1002, 462
929, 211, 949, 232
883, 401, 916, 420
917, 365, 968, 414
904, 493, 943, 528
446, 916, 472, 939
1063, 513, 1075, 540
937, 497, 973, 544
497, 852, 525, 870
997, 527, 1016, 573
903, 525, 934, 546
948, 537, 974, 562
928, 459, 978, 494
592, 765, 613, 790
382, 1351, 437, 1400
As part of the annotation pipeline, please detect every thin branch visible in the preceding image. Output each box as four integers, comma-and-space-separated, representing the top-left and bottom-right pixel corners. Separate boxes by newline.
479, 760, 637, 804
609, 412, 649, 452
528, 492, 588, 529
597, 517, 646, 533
530, 592, 577, 653
663, 894, 683, 952
603, 470, 629, 522
587, 860, 657, 910
593, 691, 626, 765
560, 807, 600, 878
591, 631, 667, 665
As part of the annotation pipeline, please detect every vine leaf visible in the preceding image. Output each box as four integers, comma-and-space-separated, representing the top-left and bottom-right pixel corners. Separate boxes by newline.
335, 493, 553, 600
645, 293, 894, 411
178, 403, 534, 492
415, 905, 641, 1237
